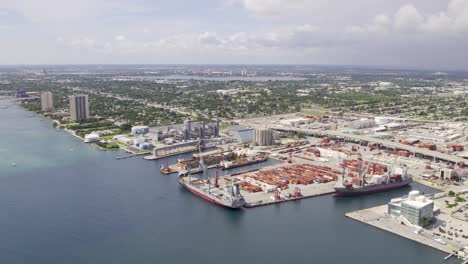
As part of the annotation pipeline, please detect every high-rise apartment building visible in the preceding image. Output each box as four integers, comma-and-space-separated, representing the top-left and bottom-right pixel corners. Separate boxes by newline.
41, 91, 54, 112
69, 95, 90, 121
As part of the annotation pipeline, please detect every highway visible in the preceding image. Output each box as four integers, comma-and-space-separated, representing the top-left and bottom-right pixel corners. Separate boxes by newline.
269, 125, 466, 164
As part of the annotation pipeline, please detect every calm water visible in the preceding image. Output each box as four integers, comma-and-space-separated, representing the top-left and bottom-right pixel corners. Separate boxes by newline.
0, 100, 453, 264
238, 129, 253, 142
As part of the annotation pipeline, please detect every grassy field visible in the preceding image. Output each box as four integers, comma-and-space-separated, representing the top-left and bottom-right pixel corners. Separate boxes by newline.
301, 105, 330, 116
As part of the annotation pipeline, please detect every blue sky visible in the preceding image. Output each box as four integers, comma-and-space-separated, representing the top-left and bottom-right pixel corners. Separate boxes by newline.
1, 0, 468, 70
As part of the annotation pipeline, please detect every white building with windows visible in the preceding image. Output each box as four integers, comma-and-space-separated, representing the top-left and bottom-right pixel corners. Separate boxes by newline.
388, 190, 435, 227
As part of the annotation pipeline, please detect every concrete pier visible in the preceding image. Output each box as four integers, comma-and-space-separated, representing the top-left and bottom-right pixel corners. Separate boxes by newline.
346, 205, 458, 255
243, 182, 336, 208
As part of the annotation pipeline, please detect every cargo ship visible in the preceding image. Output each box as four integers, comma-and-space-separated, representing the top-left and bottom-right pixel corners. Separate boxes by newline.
179, 143, 246, 208
334, 163, 412, 196
219, 156, 268, 170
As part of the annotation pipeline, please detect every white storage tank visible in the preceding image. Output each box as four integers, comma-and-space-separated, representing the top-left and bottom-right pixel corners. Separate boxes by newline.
134, 137, 146, 144
416, 196, 426, 203
408, 190, 420, 201
84, 133, 100, 143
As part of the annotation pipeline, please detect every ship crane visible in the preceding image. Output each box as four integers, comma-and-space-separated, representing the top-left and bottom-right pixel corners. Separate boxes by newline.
359, 159, 372, 188
214, 170, 220, 188
293, 187, 302, 198
186, 163, 192, 185
197, 139, 211, 194
386, 166, 393, 184
274, 188, 281, 200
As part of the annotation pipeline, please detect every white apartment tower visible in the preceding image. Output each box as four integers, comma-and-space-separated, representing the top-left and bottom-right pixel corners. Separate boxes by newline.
69, 95, 90, 121
41, 91, 54, 112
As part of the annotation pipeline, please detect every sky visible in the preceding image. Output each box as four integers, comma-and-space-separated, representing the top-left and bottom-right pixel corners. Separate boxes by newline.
1, 0, 468, 70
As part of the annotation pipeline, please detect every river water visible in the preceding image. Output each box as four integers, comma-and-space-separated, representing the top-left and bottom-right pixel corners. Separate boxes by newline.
0, 100, 454, 264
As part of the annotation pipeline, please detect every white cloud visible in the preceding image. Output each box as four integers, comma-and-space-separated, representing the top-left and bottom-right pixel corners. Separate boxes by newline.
422, 13, 452, 33
241, 0, 307, 16
56, 36, 113, 53
448, 0, 468, 32
0, 0, 153, 24
394, 4, 424, 33
348, 0, 468, 34
2, 0, 102, 23
115, 35, 126, 41
1, 0, 468, 69
0, 25, 14, 32
346, 14, 391, 33
198, 32, 222, 45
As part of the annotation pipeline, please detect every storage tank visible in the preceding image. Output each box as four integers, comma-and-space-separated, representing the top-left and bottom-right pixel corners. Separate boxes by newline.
84, 133, 100, 143
416, 196, 426, 203
408, 190, 420, 201
253, 128, 274, 146
134, 137, 146, 144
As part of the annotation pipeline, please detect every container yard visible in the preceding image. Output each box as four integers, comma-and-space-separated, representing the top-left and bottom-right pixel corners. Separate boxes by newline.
231, 163, 339, 207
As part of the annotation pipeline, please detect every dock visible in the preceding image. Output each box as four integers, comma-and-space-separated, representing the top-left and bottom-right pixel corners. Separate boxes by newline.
244, 186, 334, 207
116, 155, 135, 160
242, 182, 335, 208
192, 148, 224, 158
143, 146, 198, 160
116, 152, 150, 160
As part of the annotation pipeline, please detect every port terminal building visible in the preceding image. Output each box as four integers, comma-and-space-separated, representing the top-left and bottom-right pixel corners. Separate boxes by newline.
388, 190, 436, 227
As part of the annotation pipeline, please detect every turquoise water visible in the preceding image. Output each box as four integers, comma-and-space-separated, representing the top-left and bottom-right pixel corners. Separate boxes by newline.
0, 100, 454, 264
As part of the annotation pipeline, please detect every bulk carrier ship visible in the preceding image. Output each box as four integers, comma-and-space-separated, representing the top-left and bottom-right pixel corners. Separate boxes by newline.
334, 161, 412, 196
219, 156, 268, 170
179, 144, 245, 208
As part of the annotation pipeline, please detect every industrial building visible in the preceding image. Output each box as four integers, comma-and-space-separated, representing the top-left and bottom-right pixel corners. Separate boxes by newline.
113, 135, 134, 145
350, 118, 376, 129
131, 126, 149, 135
15, 90, 28, 98
41, 91, 54, 112
253, 128, 274, 146
151, 120, 220, 143
388, 190, 435, 227
183, 120, 192, 141
69, 95, 89, 121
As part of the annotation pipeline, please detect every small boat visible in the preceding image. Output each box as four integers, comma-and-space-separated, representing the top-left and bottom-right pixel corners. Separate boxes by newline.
160, 163, 174, 175
11, 163, 16, 167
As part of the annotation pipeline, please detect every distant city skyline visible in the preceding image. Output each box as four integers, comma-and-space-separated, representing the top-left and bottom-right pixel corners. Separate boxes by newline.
1, 0, 468, 70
